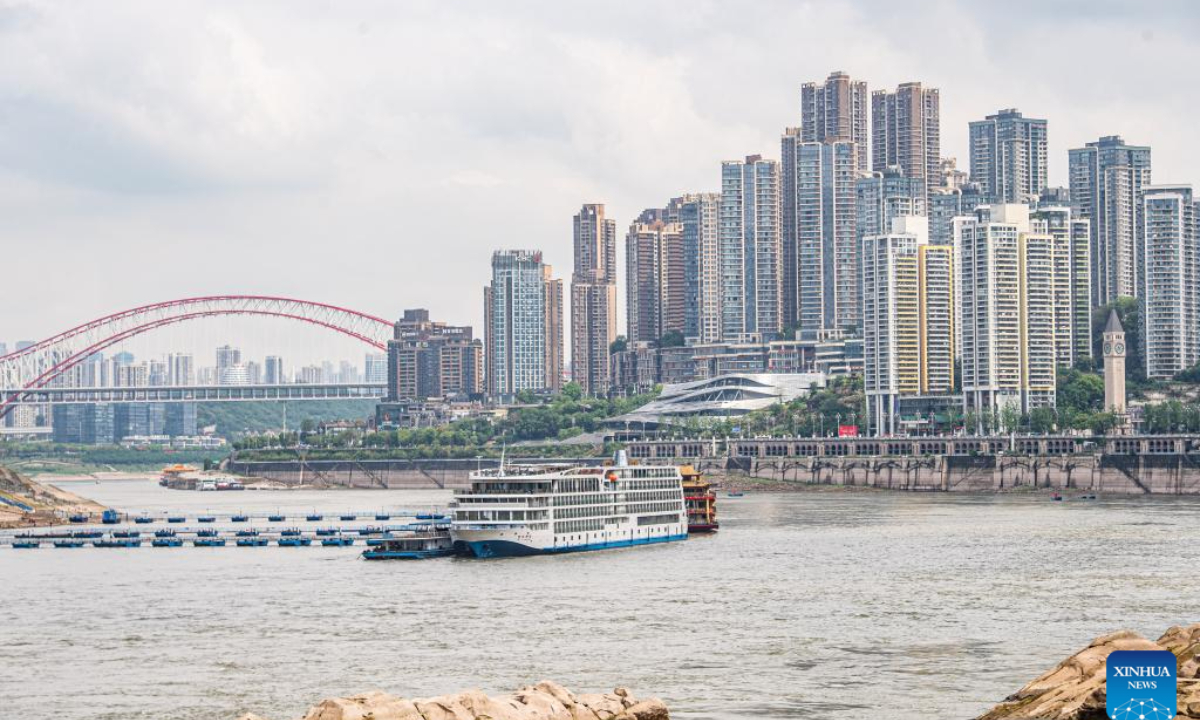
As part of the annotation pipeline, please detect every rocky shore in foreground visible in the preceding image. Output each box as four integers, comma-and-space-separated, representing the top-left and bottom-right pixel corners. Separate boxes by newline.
0, 466, 106, 528
237, 681, 668, 720
976, 623, 1200, 718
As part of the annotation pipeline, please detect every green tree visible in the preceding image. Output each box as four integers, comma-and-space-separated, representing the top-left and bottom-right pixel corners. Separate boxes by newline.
1028, 407, 1058, 434
561, 382, 584, 402
657, 330, 685, 348
1092, 297, 1143, 381
610, 335, 628, 354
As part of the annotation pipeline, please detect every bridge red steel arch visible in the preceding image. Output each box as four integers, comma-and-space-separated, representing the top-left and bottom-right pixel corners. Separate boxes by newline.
0, 296, 395, 419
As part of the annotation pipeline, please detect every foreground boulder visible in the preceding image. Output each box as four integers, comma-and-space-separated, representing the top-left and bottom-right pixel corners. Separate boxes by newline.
976, 623, 1200, 719
238, 681, 668, 720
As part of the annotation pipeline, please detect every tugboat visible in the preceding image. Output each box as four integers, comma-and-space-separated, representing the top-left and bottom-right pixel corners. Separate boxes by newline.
362, 527, 454, 559
680, 466, 719, 533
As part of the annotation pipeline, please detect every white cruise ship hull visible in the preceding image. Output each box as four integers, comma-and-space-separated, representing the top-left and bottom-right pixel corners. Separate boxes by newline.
453, 523, 687, 558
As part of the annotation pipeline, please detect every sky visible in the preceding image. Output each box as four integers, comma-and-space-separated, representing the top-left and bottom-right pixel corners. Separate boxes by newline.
1, 0, 1198, 365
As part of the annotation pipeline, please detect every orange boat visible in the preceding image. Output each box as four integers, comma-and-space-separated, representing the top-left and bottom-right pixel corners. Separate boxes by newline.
680, 465, 718, 533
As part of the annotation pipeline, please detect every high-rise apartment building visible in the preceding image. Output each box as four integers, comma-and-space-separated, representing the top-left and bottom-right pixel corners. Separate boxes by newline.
385, 308, 482, 402
1031, 206, 1093, 368
264, 355, 284, 385
956, 205, 1057, 427
570, 204, 617, 396
856, 166, 926, 241
929, 183, 985, 246
786, 139, 858, 335
485, 250, 563, 400
968, 109, 1048, 204
1141, 185, 1198, 379
800, 71, 869, 171
1068, 135, 1152, 305
215, 345, 241, 383
168, 353, 194, 386
626, 210, 685, 344
871, 82, 941, 202
721, 155, 782, 342
862, 216, 955, 436
364, 353, 387, 384
680, 192, 722, 343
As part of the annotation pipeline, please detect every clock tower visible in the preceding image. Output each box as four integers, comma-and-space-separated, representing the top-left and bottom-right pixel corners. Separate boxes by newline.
1102, 309, 1126, 414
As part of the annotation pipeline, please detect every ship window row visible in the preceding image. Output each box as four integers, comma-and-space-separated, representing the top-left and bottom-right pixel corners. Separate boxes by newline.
457, 497, 548, 507
628, 501, 682, 515
455, 510, 549, 522
553, 493, 609, 506
555, 478, 601, 493
555, 505, 610, 519
636, 513, 681, 527
623, 478, 679, 489
625, 490, 681, 502
555, 519, 605, 534
461, 482, 551, 494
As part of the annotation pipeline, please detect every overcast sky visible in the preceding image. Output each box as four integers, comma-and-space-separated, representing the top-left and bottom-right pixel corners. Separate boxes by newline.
2, 1, 1198, 364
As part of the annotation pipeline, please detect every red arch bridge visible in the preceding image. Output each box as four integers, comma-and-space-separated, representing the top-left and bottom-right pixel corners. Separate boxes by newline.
0, 296, 394, 420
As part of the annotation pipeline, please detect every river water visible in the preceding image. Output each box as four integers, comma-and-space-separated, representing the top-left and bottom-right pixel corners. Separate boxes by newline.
2, 478, 1199, 720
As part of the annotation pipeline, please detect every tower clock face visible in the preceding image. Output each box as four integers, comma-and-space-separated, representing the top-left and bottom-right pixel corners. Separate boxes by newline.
1104, 342, 1112, 355
1115, 343, 1124, 355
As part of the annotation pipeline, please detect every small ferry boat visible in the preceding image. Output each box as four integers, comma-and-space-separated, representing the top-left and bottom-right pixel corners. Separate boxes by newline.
112, 530, 140, 539
315, 528, 339, 537
726, 491, 745, 498
450, 454, 688, 558
278, 536, 312, 547
167, 516, 186, 524
193, 538, 226, 547
235, 529, 260, 537
374, 514, 391, 521
321, 536, 355, 547
305, 513, 323, 522
268, 514, 286, 522
133, 516, 154, 524
54, 540, 86, 548
151, 537, 183, 547
154, 529, 177, 538
101, 509, 121, 524
72, 530, 103, 539
12, 540, 40, 549
339, 514, 357, 521
231, 514, 249, 523
198, 515, 216, 523
197, 529, 219, 538
361, 530, 454, 560
358, 526, 384, 536
280, 528, 302, 537
236, 537, 269, 547
680, 466, 719, 533
68, 514, 89, 523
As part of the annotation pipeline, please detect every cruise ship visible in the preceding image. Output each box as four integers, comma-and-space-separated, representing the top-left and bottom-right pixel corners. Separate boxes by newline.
450, 458, 688, 558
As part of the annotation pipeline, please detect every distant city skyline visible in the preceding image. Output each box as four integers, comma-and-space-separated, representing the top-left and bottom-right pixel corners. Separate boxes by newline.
1, 2, 1197, 349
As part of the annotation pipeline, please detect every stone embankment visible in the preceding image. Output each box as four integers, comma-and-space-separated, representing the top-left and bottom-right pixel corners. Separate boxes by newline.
0, 465, 106, 528
237, 681, 668, 720
976, 623, 1200, 718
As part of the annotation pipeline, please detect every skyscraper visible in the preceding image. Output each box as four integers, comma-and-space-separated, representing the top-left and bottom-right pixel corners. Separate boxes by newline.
364, 353, 387, 384
169, 353, 194, 386
862, 216, 954, 436
680, 192, 722, 343
570, 204, 617, 396
871, 82, 941, 202
787, 140, 858, 335
1031, 206, 1093, 368
956, 205, 1057, 427
1141, 185, 1197, 379
625, 209, 685, 344
800, 71, 869, 171
486, 250, 563, 400
721, 155, 782, 342
856, 166, 926, 241
215, 345, 240, 383
1068, 135, 1152, 305
968, 109, 1048, 204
